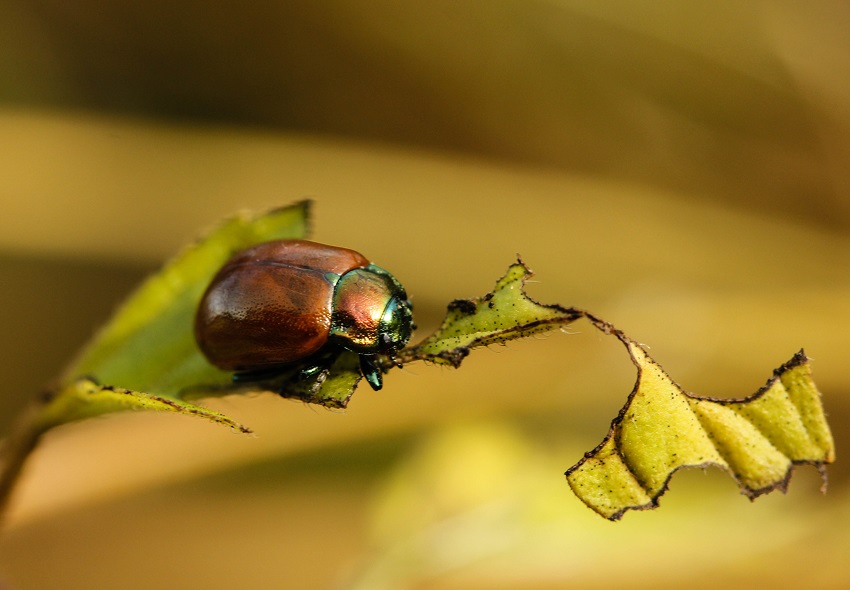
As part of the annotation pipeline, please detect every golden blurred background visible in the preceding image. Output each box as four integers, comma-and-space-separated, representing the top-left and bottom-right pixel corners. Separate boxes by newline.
1, 1, 849, 588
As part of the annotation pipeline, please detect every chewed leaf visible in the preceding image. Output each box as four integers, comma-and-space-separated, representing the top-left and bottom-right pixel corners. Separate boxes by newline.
397, 261, 834, 519
36, 378, 251, 435
400, 261, 581, 367
62, 201, 310, 400
565, 336, 835, 520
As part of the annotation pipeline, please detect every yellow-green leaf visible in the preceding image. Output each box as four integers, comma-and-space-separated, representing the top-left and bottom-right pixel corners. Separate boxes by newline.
398, 260, 834, 519
565, 337, 835, 520
399, 261, 581, 367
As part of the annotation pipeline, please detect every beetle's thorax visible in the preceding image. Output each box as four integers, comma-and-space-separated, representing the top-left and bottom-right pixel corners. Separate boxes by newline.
330, 265, 412, 354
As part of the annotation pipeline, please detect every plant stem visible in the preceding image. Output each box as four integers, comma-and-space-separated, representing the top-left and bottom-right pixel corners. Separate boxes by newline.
0, 401, 49, 526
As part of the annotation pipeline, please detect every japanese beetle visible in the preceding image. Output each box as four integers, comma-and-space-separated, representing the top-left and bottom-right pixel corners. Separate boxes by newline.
195, 240, 413, 391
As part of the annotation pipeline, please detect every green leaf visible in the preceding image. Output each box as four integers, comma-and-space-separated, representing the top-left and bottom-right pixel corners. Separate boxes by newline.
37, 378, 252, 434
565, 338, 835, 520
2, 206, 314, 516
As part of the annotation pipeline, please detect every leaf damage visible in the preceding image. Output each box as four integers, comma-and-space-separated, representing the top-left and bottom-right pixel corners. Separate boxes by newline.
564, 335, 835, 520
397, 261, 582, 368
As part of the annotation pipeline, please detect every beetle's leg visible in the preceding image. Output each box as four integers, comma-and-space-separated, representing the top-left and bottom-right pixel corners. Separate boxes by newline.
298, 364, 324, 378
297, 361, 331, 383
359, 354, 383, 391
295, 348, 343, 383
232, 350, 340, 390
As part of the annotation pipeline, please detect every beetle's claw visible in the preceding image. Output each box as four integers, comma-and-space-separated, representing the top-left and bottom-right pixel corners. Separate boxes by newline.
359, 355, 383, 391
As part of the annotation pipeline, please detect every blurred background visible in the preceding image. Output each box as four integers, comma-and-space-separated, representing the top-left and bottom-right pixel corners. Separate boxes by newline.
1, 1, 849, 588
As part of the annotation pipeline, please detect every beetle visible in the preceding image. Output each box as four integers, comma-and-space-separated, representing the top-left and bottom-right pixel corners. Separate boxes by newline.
195, 239, 414, 391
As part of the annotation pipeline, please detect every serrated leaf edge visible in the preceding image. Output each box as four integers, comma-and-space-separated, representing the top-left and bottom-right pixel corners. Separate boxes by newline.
398, 260, 582, 368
